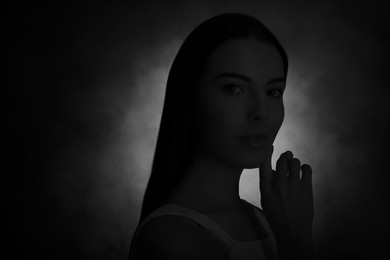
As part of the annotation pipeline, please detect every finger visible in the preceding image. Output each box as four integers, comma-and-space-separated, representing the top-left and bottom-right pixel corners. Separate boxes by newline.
276, 151, 293, 184
288, 158, 301, 182
302, 164, 314, 202
260, 145, 274, 191
301, 164, 312, 184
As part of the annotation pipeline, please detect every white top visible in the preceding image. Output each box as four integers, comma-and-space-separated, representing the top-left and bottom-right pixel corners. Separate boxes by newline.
129, 200, 279, 260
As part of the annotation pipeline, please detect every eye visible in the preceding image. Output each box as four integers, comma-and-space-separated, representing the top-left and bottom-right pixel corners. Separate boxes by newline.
222, 84, 243, 94
267, 88, 284, 97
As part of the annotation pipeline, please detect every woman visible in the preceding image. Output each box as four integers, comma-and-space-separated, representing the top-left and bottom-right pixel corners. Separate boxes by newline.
129, 13, 315, 260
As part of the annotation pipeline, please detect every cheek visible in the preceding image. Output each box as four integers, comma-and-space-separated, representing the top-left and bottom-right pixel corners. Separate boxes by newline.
197, 99, 237, 139
264, 103, 284, 144
192, 96, 285, 168
193, 97, 240, 151
272, 104, 284, 130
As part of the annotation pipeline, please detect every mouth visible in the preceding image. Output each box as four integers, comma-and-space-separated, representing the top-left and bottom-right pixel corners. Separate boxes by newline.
237, 134, 268, 148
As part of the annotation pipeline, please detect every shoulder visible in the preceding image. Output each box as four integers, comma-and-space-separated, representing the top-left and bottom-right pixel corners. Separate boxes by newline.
132, 215, 228, 260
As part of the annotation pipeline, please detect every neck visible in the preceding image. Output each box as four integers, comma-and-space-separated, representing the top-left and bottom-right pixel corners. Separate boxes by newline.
165, 151, 244, 213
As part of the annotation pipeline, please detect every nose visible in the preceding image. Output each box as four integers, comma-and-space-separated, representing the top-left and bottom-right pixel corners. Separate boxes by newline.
248, 93, 268, 122
251, 110, 268, 122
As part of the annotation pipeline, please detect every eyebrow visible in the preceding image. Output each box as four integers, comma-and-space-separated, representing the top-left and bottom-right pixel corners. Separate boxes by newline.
214, 72, 286, 85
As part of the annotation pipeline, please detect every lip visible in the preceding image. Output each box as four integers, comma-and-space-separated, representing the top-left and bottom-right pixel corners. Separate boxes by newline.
238, 133, 268, 148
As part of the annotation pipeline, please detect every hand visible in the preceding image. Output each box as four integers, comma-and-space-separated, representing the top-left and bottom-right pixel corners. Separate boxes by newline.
260, 145, 314, 259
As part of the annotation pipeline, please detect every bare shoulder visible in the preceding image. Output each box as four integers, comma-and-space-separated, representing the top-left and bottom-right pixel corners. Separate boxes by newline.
132, 215, 228, 260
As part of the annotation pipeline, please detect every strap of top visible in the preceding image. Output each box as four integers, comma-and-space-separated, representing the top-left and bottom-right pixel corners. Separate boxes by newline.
135, 204, 234, 248
132, 200, 273, 244
128, 204, 232, 259
129, 200, 278, 260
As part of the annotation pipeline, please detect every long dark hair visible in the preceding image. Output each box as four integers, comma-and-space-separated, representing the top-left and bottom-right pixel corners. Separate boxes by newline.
139, 13, 288, 222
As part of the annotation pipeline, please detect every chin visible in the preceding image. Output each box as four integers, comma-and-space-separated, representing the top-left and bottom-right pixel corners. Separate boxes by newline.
223, 151, 266, 169
242, 160, 264, 169
235, 149, 268, 169
243, 164, 262, 169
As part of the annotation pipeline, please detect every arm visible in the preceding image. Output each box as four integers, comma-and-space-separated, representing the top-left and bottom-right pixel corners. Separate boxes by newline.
132, 215, 228, 260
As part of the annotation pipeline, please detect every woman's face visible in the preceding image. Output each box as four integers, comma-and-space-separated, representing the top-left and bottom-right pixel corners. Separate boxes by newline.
191, 38, 286, 169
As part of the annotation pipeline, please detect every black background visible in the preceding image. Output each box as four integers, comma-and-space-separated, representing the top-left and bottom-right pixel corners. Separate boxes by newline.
4, 1, 389, 259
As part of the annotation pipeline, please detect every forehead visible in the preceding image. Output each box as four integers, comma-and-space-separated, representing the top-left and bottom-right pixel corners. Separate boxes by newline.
202, 38, 285, 81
